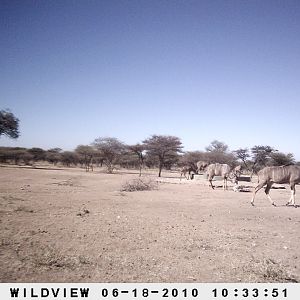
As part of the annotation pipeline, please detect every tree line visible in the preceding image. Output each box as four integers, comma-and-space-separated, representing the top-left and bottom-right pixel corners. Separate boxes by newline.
0, 137, 298, 177
0, 109, 298, 176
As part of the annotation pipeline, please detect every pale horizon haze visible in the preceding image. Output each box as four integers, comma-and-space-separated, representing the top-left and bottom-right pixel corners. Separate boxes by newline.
1, 1, 300, 159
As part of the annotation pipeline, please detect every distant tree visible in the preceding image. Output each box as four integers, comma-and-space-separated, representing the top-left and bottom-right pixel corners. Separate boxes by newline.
127, 144, 145, 176
75, 145, 95, 172
60, 151, 79, 167
205, 140, 229, 153
204, 140, 236, 166
93, 137, 125, 173
270, 152, 295, 166
93, 150, 105, 168
0, 147, 9, 163
11, 148, 28, 165
48, 148, 62, 153
46, 148, 62, 165
206, 151, 237, 166
233, 148, 251, 170
0, 147, 27, 164
20, 152, 34, 165
119, 151, 139, 169
162, 150, 180, 170
143, 135, 183, 177
251, 145, 277, 172
179, 151, 207, 167
28, 147, 46, 162
0, 110, 20, 139
144, 151, 158, 169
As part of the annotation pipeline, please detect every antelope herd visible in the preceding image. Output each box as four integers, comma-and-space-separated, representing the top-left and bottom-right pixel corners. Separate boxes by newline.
178, 161, 300, 207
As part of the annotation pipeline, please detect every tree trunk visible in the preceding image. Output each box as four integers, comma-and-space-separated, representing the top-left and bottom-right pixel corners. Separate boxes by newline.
158, 163, 163, 177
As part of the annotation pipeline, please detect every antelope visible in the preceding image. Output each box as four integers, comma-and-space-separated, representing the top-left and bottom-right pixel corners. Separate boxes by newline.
180, 165, 197, 180
206, 163, 238, 190
251, 165, 300, 207
233, 165, 242, 176
196, 161, 209, 173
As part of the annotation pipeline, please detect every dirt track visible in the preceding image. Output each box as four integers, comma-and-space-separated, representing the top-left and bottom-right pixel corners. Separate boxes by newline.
0, 166, 299, 282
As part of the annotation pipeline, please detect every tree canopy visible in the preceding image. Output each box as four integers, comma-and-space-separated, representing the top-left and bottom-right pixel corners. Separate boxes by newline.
127, 143, 145, 176
143, 135, 183, 177
0, 110, 20, 139
93, 137, 125, 173
205, 140, 228, 153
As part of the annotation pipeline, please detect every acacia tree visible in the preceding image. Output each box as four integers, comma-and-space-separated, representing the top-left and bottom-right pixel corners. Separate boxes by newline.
251, 145, 277, 172
233, 148, 251, 170
93, 150, 105, 168
162, 150, 180, 170
46, 148, 62, 165
0, 147, 27, 164
28, 147, 46, 162
179, 151, 207, 167
205, 140, 229, 153
60, 151, 79, 167
127, 144, 145, 176
270, 152, 295, 166
0, 110, 19, 139
143, 135, 183, 177
205, 140, 236, 166
75, 145, 95, 172
93, 137, 125, 173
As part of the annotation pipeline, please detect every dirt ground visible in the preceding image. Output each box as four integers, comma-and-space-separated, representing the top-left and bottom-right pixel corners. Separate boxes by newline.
0, 165, 299, 283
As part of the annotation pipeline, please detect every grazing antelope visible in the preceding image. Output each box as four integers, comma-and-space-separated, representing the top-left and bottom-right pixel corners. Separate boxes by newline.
233, 165, 242, 176
180, 165, 197, 180
196, 161, 209, 173
206, 163, 238, 190
251, 165, 300, 207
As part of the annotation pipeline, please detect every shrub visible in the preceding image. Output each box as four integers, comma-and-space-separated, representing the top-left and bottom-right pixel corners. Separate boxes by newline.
121, 178, 158, 192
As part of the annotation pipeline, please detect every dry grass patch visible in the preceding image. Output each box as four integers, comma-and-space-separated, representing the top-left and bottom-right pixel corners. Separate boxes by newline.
121, 178, 158, 192
33, 246, 80, 269
244, 258, 298, 282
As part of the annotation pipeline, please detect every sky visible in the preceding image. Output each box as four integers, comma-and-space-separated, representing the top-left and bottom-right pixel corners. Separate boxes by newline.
1, 0, 300, 158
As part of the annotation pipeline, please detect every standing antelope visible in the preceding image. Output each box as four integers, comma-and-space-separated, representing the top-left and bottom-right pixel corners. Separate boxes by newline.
251, 165, 300, 207
180, 165, 197, 180
206, 163, 238, 190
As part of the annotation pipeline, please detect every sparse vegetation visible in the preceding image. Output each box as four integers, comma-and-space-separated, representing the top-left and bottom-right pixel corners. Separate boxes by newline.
33, 247, 77, 269
93, 137, 126, 173
0, 138, 299, 175
143, 135, 183, 177
1, 167, 300, 282
245, 258, 298, 283
121, 178, 158, 192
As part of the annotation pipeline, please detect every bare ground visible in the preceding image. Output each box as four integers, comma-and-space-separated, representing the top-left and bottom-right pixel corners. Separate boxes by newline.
0, 166, 299, 283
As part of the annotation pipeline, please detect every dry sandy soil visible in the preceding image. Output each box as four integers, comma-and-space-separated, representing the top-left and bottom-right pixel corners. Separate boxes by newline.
0, 165, 299, 283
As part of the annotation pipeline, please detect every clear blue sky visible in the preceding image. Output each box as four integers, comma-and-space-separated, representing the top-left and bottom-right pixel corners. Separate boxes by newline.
1, 0, 300, 158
